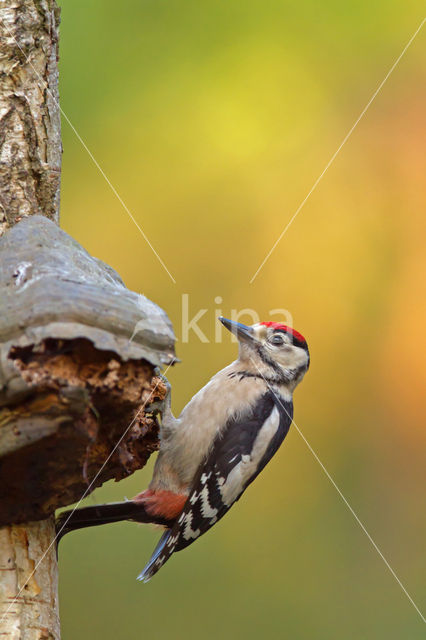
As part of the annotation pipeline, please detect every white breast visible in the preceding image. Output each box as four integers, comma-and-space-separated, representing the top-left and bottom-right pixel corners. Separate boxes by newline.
157, 364, 267, 488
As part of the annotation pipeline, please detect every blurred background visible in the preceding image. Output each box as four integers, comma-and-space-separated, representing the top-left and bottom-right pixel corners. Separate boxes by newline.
58, 1, 426, 638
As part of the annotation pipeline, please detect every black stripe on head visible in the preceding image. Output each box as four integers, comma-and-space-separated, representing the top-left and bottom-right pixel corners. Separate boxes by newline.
254, 343, 290, 383
260, 321, 309, 351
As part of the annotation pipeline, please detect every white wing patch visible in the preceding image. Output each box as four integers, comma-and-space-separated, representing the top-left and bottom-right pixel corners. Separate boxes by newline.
199, 485, 219, 521
182, 512, 201, 540
220, 405, 280, 506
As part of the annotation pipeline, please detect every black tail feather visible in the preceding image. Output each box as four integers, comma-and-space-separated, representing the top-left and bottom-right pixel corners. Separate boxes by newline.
137, 529, 173, 583
55, 501, 174, 546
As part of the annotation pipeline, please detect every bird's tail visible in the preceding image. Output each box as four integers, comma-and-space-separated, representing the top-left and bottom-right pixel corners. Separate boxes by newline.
137, 528, 176, 583
56, 500, 173, 545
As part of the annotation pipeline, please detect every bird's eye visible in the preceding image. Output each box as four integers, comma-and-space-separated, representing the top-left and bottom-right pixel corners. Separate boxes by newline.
269, 334, 284, 345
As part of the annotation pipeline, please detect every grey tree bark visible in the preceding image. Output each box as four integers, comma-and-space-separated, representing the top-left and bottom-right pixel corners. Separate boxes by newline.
0, 1, 62, 638
0, 0, 61, 237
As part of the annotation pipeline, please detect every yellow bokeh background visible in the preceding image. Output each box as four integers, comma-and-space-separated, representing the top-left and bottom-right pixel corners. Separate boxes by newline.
58, 2, 425, 638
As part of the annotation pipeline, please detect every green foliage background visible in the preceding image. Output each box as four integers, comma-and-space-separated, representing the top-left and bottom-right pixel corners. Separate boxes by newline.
58, 2, 426, 638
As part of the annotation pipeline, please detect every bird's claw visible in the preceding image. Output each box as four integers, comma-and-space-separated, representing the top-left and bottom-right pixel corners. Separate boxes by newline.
157, 373, 171, 396
146, 373, 171, 416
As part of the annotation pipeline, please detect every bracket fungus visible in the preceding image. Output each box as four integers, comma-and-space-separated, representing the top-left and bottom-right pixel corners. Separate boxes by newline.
0, 216, 176, 526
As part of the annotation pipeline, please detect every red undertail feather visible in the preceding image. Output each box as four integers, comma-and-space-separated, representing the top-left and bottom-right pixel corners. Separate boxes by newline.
133, 489, 187, 520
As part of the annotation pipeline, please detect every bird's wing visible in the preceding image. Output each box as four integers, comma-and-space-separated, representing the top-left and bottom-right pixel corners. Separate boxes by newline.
138, 390, 293, 582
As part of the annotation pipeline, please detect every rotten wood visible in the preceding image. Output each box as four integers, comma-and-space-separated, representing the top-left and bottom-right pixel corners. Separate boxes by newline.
0, 338, 168, 526
0, 216, 175, 527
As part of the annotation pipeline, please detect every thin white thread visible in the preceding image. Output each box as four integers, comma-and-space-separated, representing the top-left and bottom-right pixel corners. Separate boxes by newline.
290, 418, 426, 624
57, 109, 176, 284
250, 357, 425, 624
0, 14, 176, 284
249, 17, 426, 283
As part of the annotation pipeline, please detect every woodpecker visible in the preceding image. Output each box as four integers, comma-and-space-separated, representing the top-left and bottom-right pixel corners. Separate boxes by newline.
58, 317, 309, 582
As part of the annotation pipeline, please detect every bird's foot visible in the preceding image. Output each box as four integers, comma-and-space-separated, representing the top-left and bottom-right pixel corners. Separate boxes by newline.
146, 370, 171, 416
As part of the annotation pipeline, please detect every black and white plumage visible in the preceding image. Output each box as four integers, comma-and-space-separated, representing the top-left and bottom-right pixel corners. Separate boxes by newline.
57, 317, 309, 583
138, 389, 293, 581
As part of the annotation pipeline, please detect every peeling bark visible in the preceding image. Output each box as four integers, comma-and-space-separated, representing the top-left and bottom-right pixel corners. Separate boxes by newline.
0, 0, 61, 235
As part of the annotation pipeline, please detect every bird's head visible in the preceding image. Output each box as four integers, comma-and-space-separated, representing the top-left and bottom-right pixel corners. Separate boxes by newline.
219, 317, 310, 389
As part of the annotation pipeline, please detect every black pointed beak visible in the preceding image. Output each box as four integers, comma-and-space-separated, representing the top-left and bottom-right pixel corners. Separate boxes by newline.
219, 317, 256, 344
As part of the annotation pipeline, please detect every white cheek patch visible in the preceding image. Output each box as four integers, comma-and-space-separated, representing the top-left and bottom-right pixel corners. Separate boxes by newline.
220, 405, 280, 506
275, 345, 308, 370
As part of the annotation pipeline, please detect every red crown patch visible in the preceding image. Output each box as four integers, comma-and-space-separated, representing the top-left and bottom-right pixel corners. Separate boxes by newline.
260, 321, 306, 345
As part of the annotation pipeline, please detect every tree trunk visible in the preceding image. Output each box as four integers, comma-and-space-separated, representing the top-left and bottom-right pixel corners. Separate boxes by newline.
0, 0, 61, 237
0, 1, 62, 637
0, 3, 176, 636
0, 520, 60, 640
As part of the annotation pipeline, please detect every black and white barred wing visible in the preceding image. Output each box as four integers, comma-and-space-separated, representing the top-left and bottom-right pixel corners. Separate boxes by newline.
138, 391, 293, 582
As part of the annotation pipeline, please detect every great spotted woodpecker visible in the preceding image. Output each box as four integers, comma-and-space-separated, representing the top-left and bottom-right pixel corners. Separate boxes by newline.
57, 317, 309, 581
